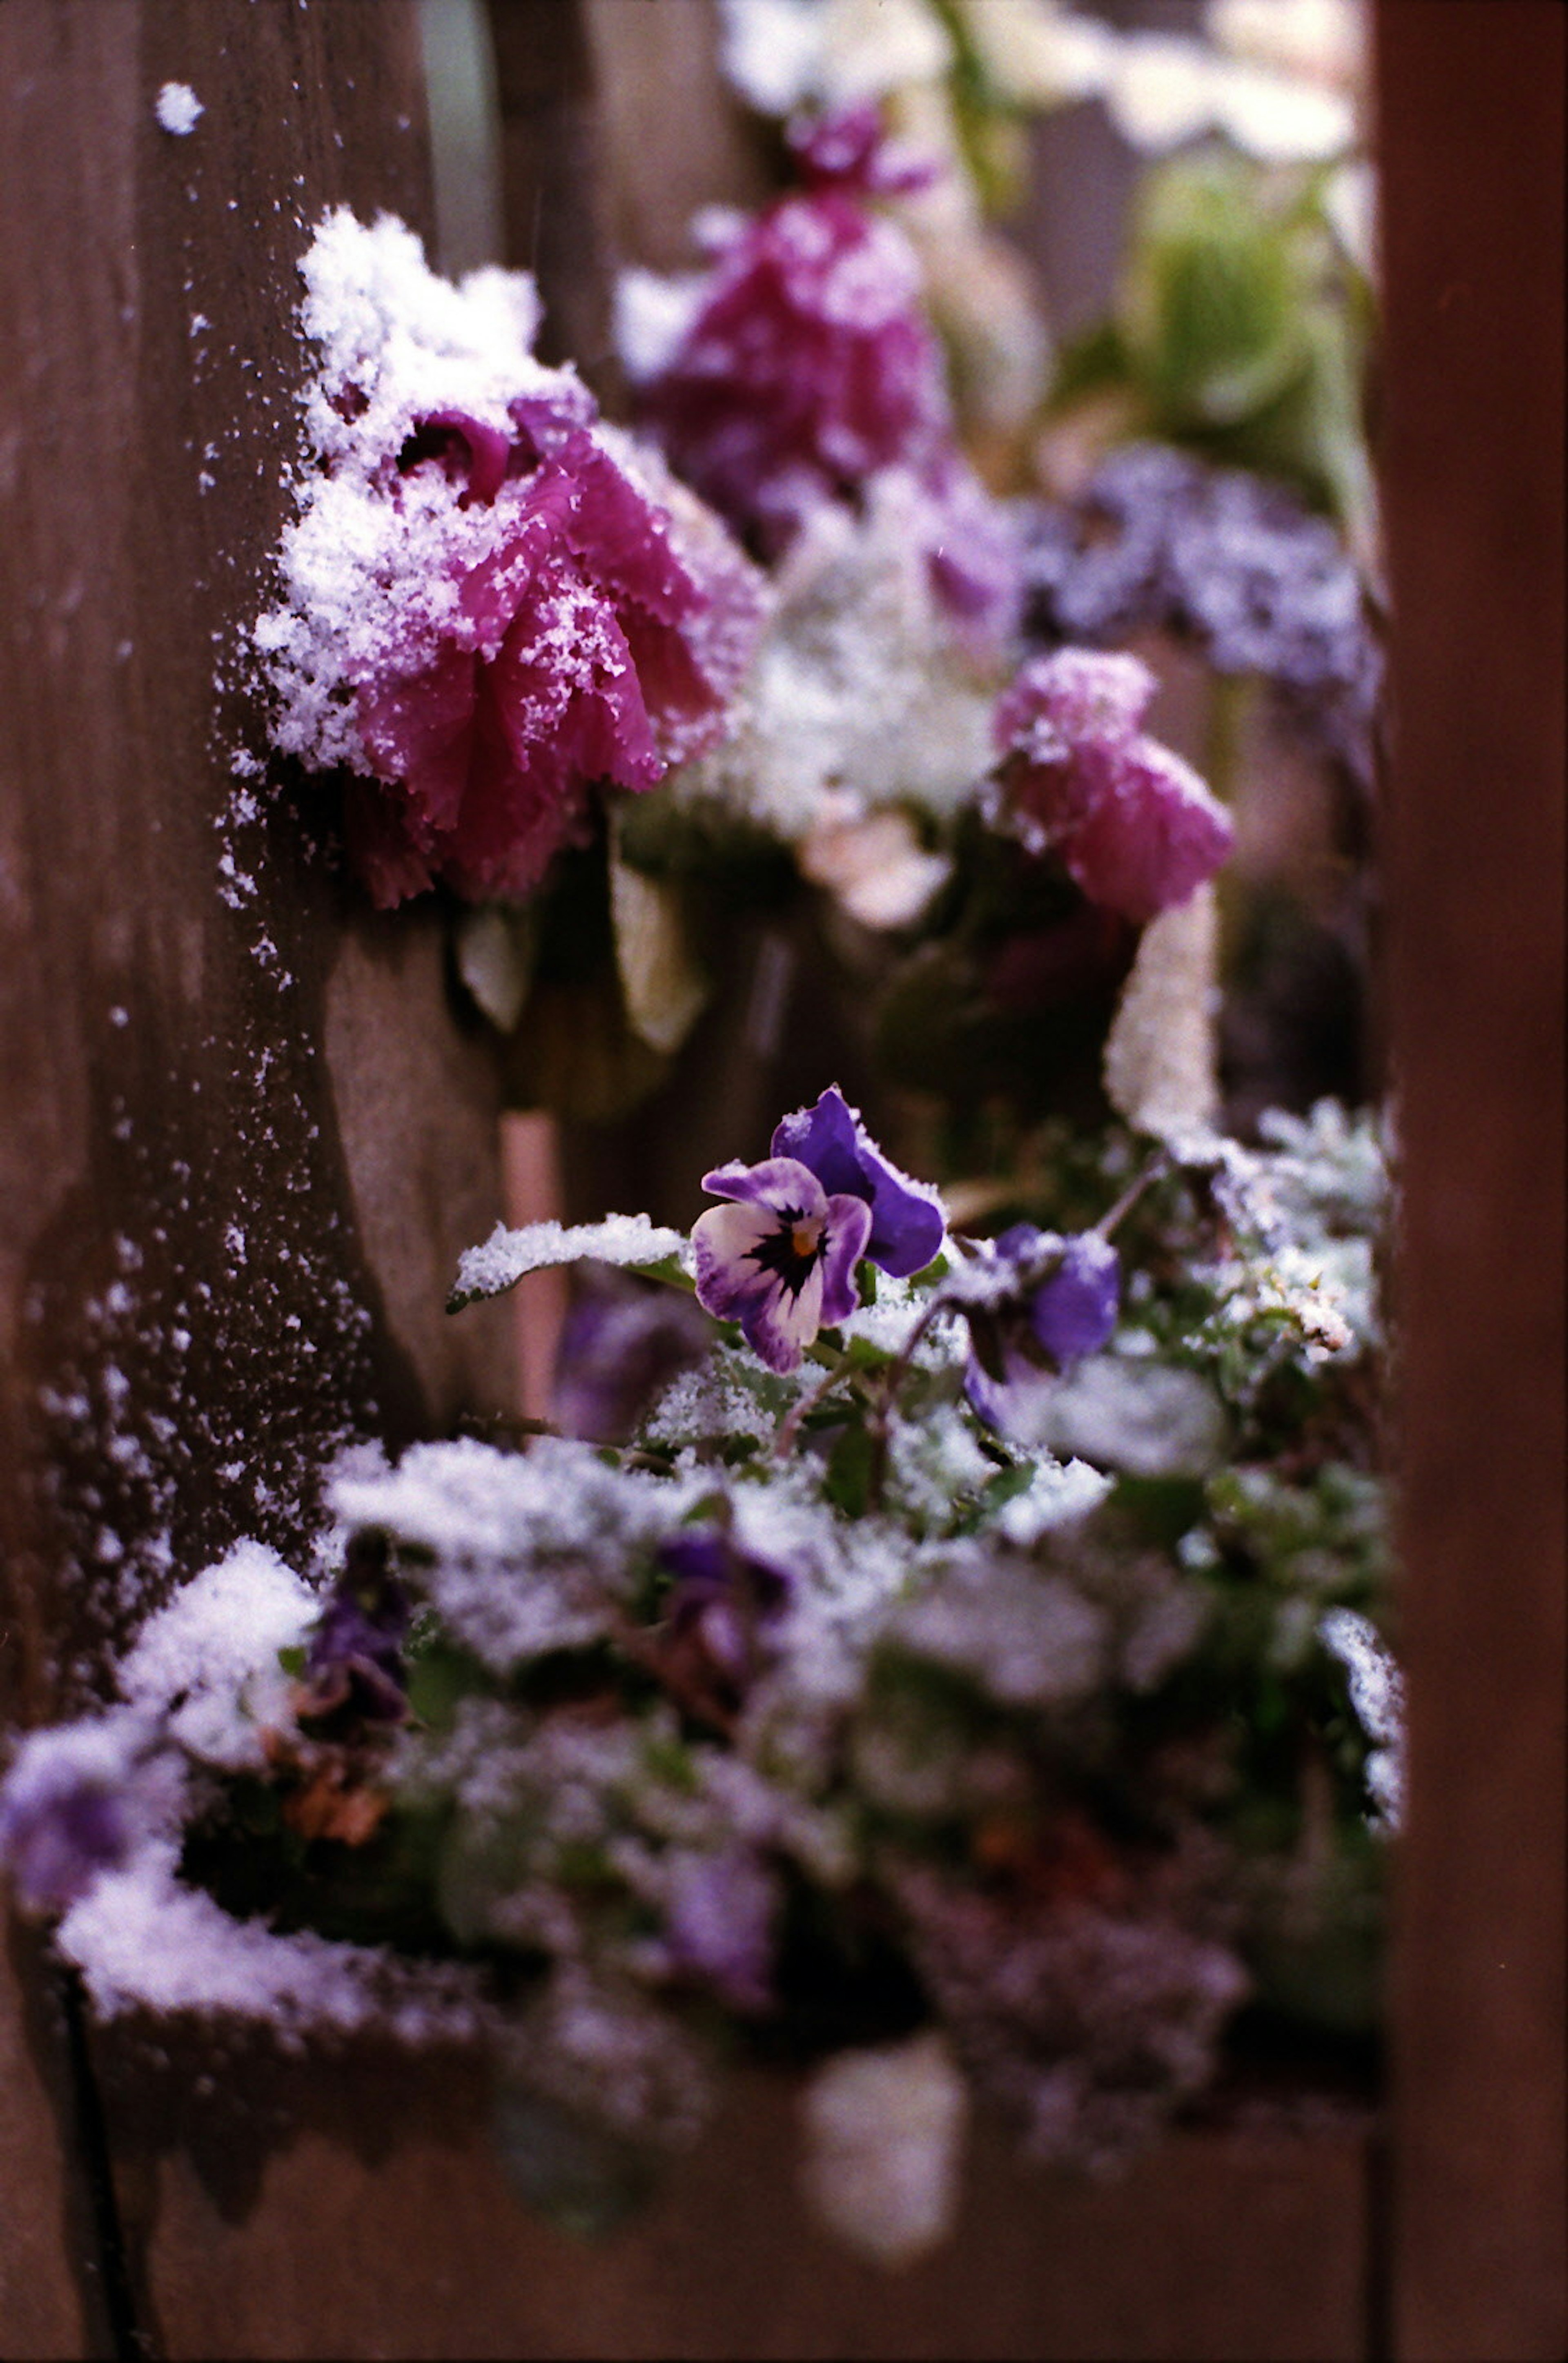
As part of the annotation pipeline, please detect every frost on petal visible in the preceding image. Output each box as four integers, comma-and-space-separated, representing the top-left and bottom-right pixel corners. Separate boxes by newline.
255, 209, 766, 908
993, 648, 1233, 923
628, 118, 1015, 654
771, 1086, 944, 1278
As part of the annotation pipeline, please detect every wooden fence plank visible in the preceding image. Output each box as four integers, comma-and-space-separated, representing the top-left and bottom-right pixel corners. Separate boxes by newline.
0, 0, 513, 1704
0, 0, 513, 2339
1374, 4, 1568, 2358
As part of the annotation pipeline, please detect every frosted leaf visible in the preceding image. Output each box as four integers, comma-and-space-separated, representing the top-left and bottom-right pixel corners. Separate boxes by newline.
1038, 1355, 1227, 1478
1103, 880, 1221, 1138
798, 2032, 968, 2268
56, 1839, 484, 2042
451, 1214, 687, 1307
609, 850, 709, 1056
455, 904, 535, 1033
1320, 1607, 1404, 1832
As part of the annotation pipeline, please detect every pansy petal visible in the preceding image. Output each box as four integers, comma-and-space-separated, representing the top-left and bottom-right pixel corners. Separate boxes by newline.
818, 1194, 873, 1327
744, 1257, 824, 1374
692, 1200, 780, 1321
772, 1087, 945, 1277
699, 1156, 828, 1217
1030, 1235, 1121, 1367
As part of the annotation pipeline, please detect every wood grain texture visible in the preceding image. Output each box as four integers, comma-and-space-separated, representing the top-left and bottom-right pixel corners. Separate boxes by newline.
1374, 4, 1568, 2358
0, 1931, 100, 2359
100, 2038, 1371, 2363
0, 0, 514, 1723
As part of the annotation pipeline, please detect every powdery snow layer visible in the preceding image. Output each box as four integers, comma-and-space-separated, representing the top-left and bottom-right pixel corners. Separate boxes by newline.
56, 1840, 487, 2046
451, 1214, 688, 1306
255, 209, 766, 907
116, 1539, 316, 1772
154, 82, 203, 135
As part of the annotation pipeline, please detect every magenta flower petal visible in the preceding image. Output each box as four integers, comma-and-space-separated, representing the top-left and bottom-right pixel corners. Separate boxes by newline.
260, 213, 768, 911
993, 648, 1154, 764
1055, 740, 1234, 925
993, 648, 1233, 922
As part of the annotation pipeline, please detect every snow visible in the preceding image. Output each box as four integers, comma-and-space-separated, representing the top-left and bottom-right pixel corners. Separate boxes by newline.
452, 1214, 687, 1306
154, 82, 204, 136
116, 1540, 316, 1772
56, 1839, 486, 2045
798, 2032, 968, 2269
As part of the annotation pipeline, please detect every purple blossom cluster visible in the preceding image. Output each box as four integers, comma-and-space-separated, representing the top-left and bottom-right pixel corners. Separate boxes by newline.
631, 107, 1020, 652
1022, 443, 1381, 786
991, 648, 1234, 924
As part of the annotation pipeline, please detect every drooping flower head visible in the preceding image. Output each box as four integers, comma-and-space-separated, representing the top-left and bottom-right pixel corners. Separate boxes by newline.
992, 649, 1233, 924
771, 1085, 945, 1278
693, 1155, 871, 1374
256, 210, 768, 908
625, 107, 1020, 653
952, 1225, 1122, 1438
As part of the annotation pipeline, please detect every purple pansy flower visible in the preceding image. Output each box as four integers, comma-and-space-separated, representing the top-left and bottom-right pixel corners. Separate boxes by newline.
552, 1268, 712, 1443
693, 1156, 872, 1373
0, 1715, 159, 1918
296, 1530, 411, 1726
653, 1527, 795, 1724
771, 1085, 946, 1279
958, 1227, 1121, 1438
992, 649, 1233, 924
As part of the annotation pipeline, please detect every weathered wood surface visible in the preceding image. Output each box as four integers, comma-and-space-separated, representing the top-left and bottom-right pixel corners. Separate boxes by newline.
102, 2043, 1372, 2363
0, 0, 512, 2344
1374, 4, 1567, 2359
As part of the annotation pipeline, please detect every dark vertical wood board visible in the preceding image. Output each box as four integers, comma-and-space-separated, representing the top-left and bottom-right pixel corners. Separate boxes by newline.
0, 0, 512, 2337
0, 1932, 99, 2357
0, 0, 513, 1722
1374, 4, 1567, 2357
581, 0, 771, 276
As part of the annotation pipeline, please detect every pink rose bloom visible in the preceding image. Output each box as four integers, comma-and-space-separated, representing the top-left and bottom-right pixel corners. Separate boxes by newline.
992, 650, 1234, 924
629, 107, 1019, 653
258, 211, 767, 909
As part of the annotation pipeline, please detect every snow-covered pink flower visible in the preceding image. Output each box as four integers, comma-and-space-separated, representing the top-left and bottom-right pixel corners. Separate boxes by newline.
256, 211, 767, 909
627, 108, 1019, 651
693, 1155, 871, 1374
992, 649, 1234, 924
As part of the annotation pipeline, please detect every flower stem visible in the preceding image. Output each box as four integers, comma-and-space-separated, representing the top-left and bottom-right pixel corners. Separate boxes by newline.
774, 1355, 850, 1459
1092, 1151, 1169, 1243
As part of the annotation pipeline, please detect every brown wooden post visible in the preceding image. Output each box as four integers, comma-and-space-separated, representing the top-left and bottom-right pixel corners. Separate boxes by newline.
0, 0, 512, 2342
1374, 4, 1567, 2358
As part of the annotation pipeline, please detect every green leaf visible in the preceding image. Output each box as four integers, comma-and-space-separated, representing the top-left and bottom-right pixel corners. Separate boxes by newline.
824, 1421, 876, 1518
